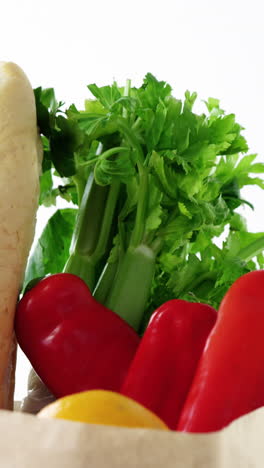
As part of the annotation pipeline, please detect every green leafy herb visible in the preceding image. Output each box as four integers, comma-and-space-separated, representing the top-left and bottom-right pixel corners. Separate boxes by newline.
27, 73, 264, 332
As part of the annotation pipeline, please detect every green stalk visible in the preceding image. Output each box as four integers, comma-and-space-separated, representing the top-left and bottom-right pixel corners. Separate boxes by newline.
63, 174, 120, 290
115, 116, 145, 167
105, 245, 156, 331
79, 147, 129, 169
73, 142, 103, 204
93, 260, 119, 304
92, 83, 153, 330
92, 149, 151, 330
238, 236, 264, 263
130, 170, 149, 247
63, 174, 108, 289
90, 180, 121, 263
91, 118, 152, 330
93, 213, 126, 303
72, 171, 87, 205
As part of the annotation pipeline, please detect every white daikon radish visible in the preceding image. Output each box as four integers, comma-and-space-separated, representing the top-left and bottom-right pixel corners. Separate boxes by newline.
0, 61, 42, 409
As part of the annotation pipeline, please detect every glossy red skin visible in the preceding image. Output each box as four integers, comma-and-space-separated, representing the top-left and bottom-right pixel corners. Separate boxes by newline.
15, 273, 140, 398
177, 270, 264, 433
121, 299, 217, 429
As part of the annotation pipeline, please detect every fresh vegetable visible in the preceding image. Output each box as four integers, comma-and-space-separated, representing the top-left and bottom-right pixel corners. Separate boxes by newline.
0, 62, 42, 409
121, 299, 217, 429
11, 70, 264, 425
15, 273, 140, 398
25, 74, 264, 334
177, 270, 264, 433
38, 389, 169, 430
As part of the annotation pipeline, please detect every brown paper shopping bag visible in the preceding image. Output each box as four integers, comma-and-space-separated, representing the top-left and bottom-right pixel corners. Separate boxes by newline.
0, 406, 264, 467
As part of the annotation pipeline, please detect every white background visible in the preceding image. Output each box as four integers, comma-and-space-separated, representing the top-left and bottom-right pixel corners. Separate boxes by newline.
1, 0, 263, 400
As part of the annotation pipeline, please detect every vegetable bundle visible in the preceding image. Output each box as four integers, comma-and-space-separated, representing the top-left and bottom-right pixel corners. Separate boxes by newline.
26, 73, 264, 334
1, 62, 264, 433
16, 270, 264, 432
16, 71, 264, 429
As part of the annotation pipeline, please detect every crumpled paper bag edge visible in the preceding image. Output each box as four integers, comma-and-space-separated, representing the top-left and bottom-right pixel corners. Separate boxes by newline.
0, 406, 264, 467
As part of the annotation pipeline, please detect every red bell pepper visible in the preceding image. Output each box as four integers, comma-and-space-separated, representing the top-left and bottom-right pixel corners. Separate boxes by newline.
121, 299, 217, 429
15, 273, 140, 398
177, 270, 264, 433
